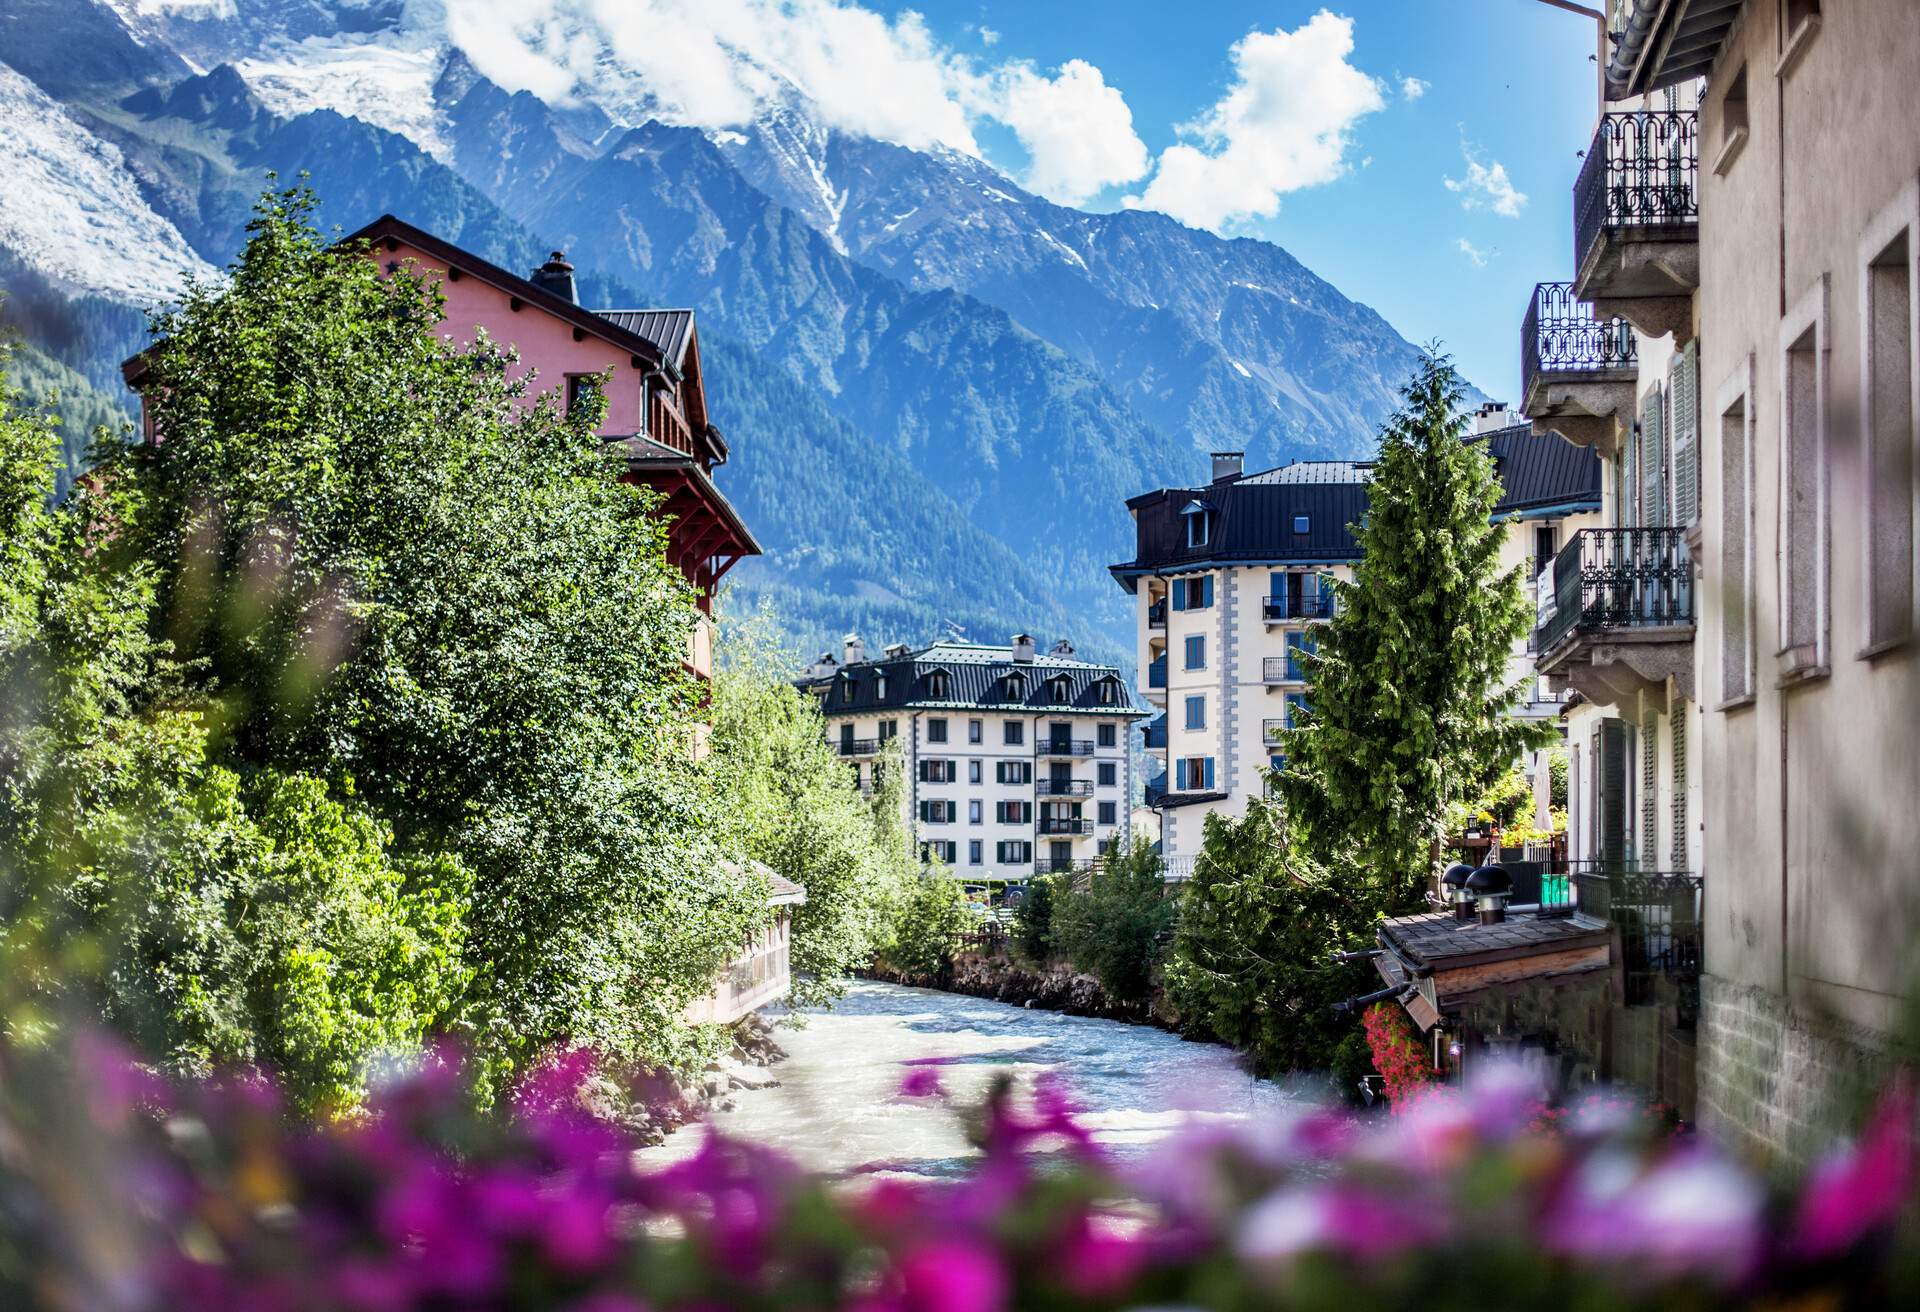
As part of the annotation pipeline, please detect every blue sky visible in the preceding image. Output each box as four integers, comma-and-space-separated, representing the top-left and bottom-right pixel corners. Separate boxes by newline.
864, 1, 1603, 403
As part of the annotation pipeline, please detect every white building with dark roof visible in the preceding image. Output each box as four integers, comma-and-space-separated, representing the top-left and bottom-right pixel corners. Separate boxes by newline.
797, 635, 1146, 880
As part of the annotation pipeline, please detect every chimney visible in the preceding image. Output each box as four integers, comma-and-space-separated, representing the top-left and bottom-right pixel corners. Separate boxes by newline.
1472, 401, 1514, 434
1010, 633, 1036, 663
883, 642, 911, 659
1048, 638, 1075, 658
531, 251, 577, 305
1210, 451, 1244, 483
843, 632, 865, 666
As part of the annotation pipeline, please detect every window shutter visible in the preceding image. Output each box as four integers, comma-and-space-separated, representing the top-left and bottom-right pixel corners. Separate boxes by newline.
1596, 720, 1630, 867
1203, 757, 1216, 790
918, 800, 931, 823
1672, 340, 1699, 526
1176, 759, 1188, 790
1172, 579, 1186, 611
1641, 707, 1659, 865
1202, 576, 1215, 607
1670, 705, 1688, 869
1641, 383, 1668, 526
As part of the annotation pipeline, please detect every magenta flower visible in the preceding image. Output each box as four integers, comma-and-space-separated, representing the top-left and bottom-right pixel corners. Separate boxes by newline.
898, 1066, 946, 1098
1547, 1147, 1763, 1285
896, 1239, 1007, 1312
1792, 1076, 1915, 1258
1237, 1182, 1440, 1264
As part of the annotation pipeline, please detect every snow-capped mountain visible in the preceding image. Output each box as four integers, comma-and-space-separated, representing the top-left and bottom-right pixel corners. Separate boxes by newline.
0, 0, 1447, 660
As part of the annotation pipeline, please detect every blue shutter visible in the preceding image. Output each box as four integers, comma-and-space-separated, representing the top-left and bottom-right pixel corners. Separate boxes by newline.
1176, 759, 1189, 790
1172, 578, 1186, 611
1204, 757, 1216, 790
1201, 576, 1214, 607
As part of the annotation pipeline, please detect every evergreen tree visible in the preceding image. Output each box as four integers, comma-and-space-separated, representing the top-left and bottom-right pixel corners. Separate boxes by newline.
1280, 349, 1551, 904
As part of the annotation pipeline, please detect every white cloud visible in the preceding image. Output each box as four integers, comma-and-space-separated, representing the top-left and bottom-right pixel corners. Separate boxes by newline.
994, 59, 1148, 204
978, 25, 1002, 47
1444, 147, 1527, 217
1400, 75, 1428, 101
1456, 237, 1488, 267
1134, 11, 1385, 232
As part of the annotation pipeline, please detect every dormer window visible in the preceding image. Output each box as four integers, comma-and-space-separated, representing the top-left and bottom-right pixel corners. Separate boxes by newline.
927, 670, 950, 698
1096, 677, 1119, 706
1049, 676, 1071, 704
1182, 499, 1213, 548
840, 679, 854, 704
1006, 673, 1027, 701
875, 674, 890, 700
1292, 514, 1310, 534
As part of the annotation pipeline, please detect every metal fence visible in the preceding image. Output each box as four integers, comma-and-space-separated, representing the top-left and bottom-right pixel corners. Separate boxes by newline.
1536, 527, 1694, 656
1521, 281, 1638, 407
1573, 109, 1699, 271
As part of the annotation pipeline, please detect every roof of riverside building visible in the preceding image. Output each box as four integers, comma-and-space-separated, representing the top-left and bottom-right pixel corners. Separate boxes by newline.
1111, 425, 1600, 588
796, 641, 1148, 718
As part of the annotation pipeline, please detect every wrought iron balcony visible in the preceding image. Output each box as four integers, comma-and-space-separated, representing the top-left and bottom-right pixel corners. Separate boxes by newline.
1035, 738, 1095, 758
1147, 600, 1167, 629
1034, 778, 1093, 797
1035, 857, 1096, 875
1520, 282, 1639, 448
1261, 656, 1302, 685
1263, 594, 1333, 622
1262, 718, 1287, 744
1535, 527, 1693, 658
1573, 110, 1699, 306
1038, 817, 1095, 836
837, 738, 879, 757
1570, 860, 1703, 1015
1146, 656, 1167, 690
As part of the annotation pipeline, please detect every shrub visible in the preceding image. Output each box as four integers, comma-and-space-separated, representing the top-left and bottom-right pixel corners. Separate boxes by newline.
1052, 840, 1173, 1004
1012, 874, 1056, 962
883, 873, 971, 978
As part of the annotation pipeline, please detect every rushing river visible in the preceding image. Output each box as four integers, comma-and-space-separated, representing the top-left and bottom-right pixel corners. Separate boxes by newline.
646, 980, 1319, 1179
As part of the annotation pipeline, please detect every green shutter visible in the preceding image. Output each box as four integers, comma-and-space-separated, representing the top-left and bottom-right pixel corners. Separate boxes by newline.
1641, 383, 1668, 527
1672, 340, 1699, 525
1670, 704, 1688, 870
1596, 720, 1631, 867
1641, 706, 1659, 866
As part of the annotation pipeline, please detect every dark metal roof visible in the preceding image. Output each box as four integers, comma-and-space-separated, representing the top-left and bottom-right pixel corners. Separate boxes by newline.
597, 309, 696, 369
1608, 0, 1747, 98
1380, 909, 1611, 969
1239, 460, 1372, 485
1477, 423, 1603, 517
798, 642, 1146, 717
1112, 479, 1369, 583
1157, 790, 1229, 811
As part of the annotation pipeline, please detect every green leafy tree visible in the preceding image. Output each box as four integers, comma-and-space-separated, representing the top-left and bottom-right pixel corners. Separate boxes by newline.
1280, 349, 1552, 905
707, 613, 913, 1007
1162, 804, 1375, 1075
1012, 874, 1056, 963
98, 186, 756, 1076
1052, 840, 1174, 1005
884, 871, 971, 979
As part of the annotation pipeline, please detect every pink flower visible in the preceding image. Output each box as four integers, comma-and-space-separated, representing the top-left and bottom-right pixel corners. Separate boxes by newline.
898, 1066, 945, 1098
1547, 1147, 1763, 1285
1792, 1076, 1915, 1258
896, 1240, 1006, 1312
1237, 1183, 1438, 1263
1054, 1222, 1148, 1295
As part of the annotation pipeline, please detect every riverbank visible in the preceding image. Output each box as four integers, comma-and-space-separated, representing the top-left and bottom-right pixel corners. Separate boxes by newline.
863, 949, 1173, 1029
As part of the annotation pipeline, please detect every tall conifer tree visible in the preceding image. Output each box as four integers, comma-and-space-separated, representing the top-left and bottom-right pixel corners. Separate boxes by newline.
1280, 349, 1550, 904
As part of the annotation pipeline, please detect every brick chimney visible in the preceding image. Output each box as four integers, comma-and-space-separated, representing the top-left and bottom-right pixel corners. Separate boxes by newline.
531, 251, 577, 305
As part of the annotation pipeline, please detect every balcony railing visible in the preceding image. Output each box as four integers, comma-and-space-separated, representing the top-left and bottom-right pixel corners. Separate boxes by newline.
1034, 778, 1093, 797
1261, 657, 1301, 685
1574, 109, 1699, 276
1521, 281, 1638, 412
1035, 739, 1095, 758
1263, 594, 1333, 622
1147, 601, 1167, 629
1147, 656, 1166, 690
1572, 861, 1703, 1016
1142, 714, 1166, 751
1535, 527, 1693, 657
1038, 817, 1094, 836
1035, 858, 1096, 875
837, 738, 878, 757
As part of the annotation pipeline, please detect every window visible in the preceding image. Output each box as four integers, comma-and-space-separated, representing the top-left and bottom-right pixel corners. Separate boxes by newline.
1285, 692, 1309, 729
1171, 575, 1214, 611
969, 799, 983, 825
997, 800, 1031, 824
1175, 757, 1215, 791
968, 759, 983, 785
1098, 761, 1117, 786
1183, 501, 1211, 547
927, 717, 948, 744
1779, 278, 1830, 673
918, 800, 955, 824
1861, 183, 1918, 653
878, 719, 898, 741
995, 760, 1032, 784
1780, 0, 1820, 73
968, 718, 983, 743
969, 840, 983, 865
1719, 358, 1757, 703
1003, 720, 1025, 746
565, 373, 602, 417
919, 841, 956, 865
996, 841, 1032, 864
1097, 723, 1116, 748
918, 759, 955, 784
840, 680, 855, 704
874, 674, 889, 700
839, 723, 854, 751
1049, 676, 1071, 703
1095, 678, 1119, 706
1715, 64, 1749, 175
1639, 382, 1669, 526
1292, 514, 1310, 534
1184, 695, 1206, 731
927, 670, 950, 699
1005, 674, 1027, 701
1285, 629, 1316, 681
1184, 635, 1206, 670
1098, 801, 1117, 826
